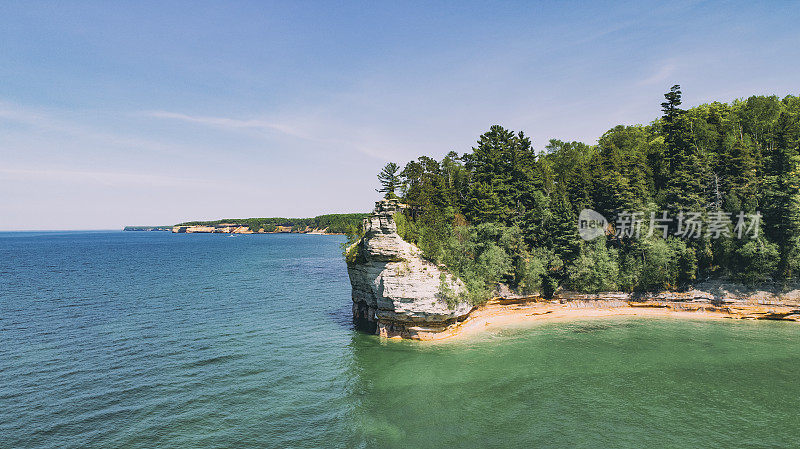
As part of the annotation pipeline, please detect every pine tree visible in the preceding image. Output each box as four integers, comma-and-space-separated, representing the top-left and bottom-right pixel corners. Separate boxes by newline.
724, 139, 758, 209
546, 189, 582, 264
463, 125, 537, 225
661, 85, 707, 215
377, 162, 400, 199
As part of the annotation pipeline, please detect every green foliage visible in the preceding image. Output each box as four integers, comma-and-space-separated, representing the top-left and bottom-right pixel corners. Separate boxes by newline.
624, 237, 696, 291
438, 273, 460, 309
381, 89, 800, 303
394, 209, 418, 244
432, 223, 536, 302
341, 218, 366, 262
462, 126, 537, 225
566, 238, 620, 293
734, 238, 779, 285
377, 162, 401, 199
517, 252, 547, 295
343, 242, 362, 265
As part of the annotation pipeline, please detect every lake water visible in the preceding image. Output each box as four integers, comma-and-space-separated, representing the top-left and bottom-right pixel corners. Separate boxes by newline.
2, 231, 799, 448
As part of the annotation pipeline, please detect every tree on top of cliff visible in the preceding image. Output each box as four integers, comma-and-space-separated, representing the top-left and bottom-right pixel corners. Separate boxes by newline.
378, 89, 800, 296
377, 162, 400, 199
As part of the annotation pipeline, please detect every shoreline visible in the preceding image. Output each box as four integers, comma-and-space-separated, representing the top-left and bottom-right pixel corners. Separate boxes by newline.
382, 297, 800, 341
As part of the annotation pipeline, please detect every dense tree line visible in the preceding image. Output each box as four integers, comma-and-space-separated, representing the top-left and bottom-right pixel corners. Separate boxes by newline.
381, 87, 800, 302
179, 213, 368, 234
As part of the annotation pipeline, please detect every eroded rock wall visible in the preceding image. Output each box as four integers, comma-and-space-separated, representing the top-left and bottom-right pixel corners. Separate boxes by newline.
346, 199, 471, 338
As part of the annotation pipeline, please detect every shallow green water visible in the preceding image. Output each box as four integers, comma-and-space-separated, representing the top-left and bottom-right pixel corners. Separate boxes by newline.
2, 231, 799, 448
354, 319, 800, 447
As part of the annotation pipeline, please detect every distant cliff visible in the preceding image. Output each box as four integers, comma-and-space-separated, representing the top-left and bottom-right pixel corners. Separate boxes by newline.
170, 224, 337, 234
125, 213, 368, 234
174, 213, 367, 234
346, 199, 471, 338
123, 226, 171, 231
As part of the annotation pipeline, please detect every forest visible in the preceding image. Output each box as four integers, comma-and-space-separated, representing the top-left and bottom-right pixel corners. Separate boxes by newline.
372, 86, 800, 303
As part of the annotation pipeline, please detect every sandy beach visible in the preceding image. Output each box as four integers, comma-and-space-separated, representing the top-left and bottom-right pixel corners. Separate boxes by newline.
398, 297, 800, 341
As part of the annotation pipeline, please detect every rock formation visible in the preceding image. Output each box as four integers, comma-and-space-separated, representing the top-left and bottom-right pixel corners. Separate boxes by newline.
346, 200, 800, 340
346, 199, 471, 338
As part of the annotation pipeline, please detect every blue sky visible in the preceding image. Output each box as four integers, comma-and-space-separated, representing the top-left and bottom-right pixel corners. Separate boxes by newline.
1, 1, 798, 230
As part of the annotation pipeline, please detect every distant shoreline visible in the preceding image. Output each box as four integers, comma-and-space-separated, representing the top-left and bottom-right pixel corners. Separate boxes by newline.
124, 212, 366, 235
123, 226, 345, 235
166, 225, 346, 235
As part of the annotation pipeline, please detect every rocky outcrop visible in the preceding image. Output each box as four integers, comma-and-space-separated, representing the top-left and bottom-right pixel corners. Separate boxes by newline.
554, 281, 800, 305
346, 199, 471, 338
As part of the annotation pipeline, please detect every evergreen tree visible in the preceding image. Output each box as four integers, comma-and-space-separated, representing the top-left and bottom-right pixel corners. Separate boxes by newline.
463, 125, 537, 226
544, 189, 581, 265
723, 139, 758, 210
377, 162, 400, 199
661, 85, 707, 215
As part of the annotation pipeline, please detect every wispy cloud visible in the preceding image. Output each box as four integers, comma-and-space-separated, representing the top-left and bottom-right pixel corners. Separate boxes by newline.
0, 102, 194, 155
141, 109, 347, 151
143, 110, 299, 136
637, 60, 679, 86
142, 109, 402, 160
0, 167, 208, 188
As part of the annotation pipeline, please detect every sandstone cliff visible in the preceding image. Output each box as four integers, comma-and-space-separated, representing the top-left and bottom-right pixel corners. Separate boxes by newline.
346, 199, 471, 338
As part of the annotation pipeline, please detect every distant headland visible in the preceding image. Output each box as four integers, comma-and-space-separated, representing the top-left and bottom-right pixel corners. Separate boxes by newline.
124, 213, 367, 235
123, 226, 172, 232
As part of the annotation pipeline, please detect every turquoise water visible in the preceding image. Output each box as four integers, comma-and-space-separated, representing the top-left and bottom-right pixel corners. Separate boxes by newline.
2, 231, 799, 448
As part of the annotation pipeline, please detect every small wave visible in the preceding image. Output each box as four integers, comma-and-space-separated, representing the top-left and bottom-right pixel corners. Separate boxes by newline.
184, 353, 245, 369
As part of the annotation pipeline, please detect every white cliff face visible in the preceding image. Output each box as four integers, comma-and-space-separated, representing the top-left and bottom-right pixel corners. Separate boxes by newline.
347, 199, 471, 338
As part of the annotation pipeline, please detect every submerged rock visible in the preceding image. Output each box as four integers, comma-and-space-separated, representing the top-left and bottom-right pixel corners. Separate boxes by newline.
346, 199, 470, 338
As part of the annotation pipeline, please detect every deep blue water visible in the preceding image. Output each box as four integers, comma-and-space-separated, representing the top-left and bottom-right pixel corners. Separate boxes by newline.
2, 231, 800, 448
1, 231, 359, 448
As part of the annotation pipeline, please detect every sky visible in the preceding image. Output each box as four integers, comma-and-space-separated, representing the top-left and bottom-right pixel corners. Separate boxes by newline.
1, 1, 799, 230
